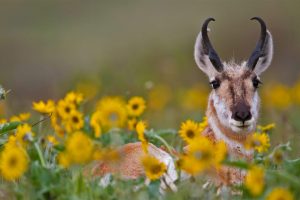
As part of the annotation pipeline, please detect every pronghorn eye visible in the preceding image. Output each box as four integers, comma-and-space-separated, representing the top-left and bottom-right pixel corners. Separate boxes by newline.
210, 80, 220, 89
252, 77, 262, 88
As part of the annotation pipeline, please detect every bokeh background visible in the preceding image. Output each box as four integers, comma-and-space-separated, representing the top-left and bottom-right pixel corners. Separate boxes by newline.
0, 1, 299, 154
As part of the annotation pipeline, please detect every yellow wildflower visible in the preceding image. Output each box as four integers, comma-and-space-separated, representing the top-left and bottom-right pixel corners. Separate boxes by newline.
32, 100, 55, 114
142, 155, 166, 180
136, 120, 147, 142
180, 137, 227, 175
65, 132, 93, 164
148, 85, 171, 111
292, 80, 300, 105
10, 116, 19, 122
127, 96, 146, 117
57, 99, 76, 119
15, 124, 35, 147
257, 123, 275, 132
63, 110, 84, 133
245, 165, 265, 196
90, 111, 102, 138
57, 152, 71, 168
181, 84, 209, 111
266, 187, 294, 200
199, 116, 208, 129
51, 112, 65, 137
271, 149, 284, 164
19, 113, 31, 121
10, 112, 31, 122
245, 132, 270, 153
96, 97, 127, 130
136, 120, 148, 153
76, 80, 100, 100
46, 135, 58, 146
178, 120, 202, 144
64, 91, 83, 105
263, 84, 292, 109
127, 118, 137, 131
0, 118, 7, 124
5, 135, 18, 148
0, 146, 29, 181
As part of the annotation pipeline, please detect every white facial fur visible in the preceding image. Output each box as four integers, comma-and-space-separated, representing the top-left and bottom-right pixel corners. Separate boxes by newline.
211, 92, 231, 128
210, 85, 260, 134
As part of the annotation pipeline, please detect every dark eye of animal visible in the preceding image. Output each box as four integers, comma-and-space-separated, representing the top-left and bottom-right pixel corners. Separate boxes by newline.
252, 77, 262, 88
210, 80, 220, 89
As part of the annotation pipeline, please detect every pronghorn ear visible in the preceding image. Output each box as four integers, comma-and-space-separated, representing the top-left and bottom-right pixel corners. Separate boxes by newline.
252, 30, 273, 75
194, 30, 222, 78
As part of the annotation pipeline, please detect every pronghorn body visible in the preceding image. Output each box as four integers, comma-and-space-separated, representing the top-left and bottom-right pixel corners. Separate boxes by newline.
89, 142, 177, 181
87, 17, 273, 187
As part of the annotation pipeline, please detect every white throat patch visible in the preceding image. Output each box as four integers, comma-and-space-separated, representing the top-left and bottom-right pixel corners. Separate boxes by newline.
208, 116, 253, 157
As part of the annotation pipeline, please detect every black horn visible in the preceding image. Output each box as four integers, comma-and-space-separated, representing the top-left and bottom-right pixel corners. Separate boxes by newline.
202, 18, 223, 72
247, 17, 267, 70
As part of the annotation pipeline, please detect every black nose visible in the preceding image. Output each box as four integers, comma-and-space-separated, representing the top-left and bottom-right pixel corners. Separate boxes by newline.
232, 102, 252, 123
233, 110, 252, 122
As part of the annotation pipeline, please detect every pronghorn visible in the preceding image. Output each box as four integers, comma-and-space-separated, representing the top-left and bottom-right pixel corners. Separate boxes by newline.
87, 17, 273, 187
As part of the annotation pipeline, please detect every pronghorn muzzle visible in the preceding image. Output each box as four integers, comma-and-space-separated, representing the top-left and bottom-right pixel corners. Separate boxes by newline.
232, 103, 252, 124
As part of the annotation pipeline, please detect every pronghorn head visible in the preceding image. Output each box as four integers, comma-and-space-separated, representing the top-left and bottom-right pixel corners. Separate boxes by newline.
194, 17, 273, 134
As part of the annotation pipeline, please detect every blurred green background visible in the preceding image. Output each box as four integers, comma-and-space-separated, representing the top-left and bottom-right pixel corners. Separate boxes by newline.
0, 1, 300, 153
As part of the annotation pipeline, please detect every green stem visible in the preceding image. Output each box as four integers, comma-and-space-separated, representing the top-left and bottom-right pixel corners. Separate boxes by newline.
34, 142, 46, 168
156, 129, 177, 136
38, 115, 43, 133
152, 134, 175, 156
222, 160, 250, 169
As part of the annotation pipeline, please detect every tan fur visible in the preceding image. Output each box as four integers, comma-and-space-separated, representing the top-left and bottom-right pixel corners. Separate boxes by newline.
88, 142, 145, 179
216, 66, 256, 114
86, 142, 176, 181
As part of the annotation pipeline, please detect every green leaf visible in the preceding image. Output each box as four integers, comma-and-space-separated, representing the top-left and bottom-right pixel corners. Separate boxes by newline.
286, 158, 300, 165
155, 129, 177, 136
0, 121, 22, 135
222, 160, 250, 169
148, 180, 161, 199
53, 144, 65, 152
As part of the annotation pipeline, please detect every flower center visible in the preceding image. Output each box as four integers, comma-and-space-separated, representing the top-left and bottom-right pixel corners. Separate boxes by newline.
65, 106, 71, 113
150, 164, 162, 174
9, 156, 17, 167
132, 104, 139, 110
194, 150, 211, 161
186, 130, 195, 138
72, 116, 79, 123
274, 151, 283, 163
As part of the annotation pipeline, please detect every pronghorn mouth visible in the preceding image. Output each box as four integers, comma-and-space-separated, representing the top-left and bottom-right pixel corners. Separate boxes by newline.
229, 118, 254, 132
230, 123, 252, 133
235, 124, 250, 129
230, 118, 254, 128
233, 122, 251, 128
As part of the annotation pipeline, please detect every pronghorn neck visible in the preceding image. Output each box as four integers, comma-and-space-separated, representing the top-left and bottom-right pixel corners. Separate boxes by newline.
206, 97, 254, 158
